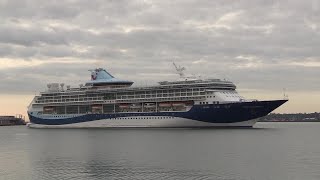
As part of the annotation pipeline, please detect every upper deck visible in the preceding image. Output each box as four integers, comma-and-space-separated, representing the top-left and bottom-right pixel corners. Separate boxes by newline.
32, 78, 237, 107
32, 65, 238, 106
42, 78, 235, 94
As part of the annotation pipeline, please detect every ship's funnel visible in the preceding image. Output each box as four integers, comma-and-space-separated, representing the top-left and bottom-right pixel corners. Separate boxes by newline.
86, 68, 133, 87
90, 68, 115, 81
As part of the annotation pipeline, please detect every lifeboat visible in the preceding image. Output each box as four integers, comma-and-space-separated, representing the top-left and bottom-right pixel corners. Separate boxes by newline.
119, 104, 130, 108
159, 102, 171, 107
91, 105, 102, 109
44, 107, 54, 111
185, 101, 194, 106
144, 103, 156, 108
130, 103, 142, 108
172, 102, 185, 107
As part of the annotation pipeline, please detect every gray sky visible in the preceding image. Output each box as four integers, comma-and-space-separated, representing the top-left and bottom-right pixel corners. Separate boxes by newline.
0, 0, 319, 103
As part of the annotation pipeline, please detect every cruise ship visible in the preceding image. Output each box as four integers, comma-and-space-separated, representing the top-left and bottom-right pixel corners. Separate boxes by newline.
27, 64, 288, 128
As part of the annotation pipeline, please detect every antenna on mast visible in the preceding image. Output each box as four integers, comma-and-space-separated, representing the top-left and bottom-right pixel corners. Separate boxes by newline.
283, 88, 289, 100
173, 62, 186, 78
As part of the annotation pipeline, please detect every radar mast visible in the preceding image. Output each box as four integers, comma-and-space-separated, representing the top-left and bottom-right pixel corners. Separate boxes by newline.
173, 62, 186, 78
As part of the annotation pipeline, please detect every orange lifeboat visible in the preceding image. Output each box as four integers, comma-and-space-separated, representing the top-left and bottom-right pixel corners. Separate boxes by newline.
92, 105, 102, 109
172, 102, 185, 107
119, 104, 130, 108
130, 103, 142, 108
159, 102, 171, 107
44, 107, 54, 111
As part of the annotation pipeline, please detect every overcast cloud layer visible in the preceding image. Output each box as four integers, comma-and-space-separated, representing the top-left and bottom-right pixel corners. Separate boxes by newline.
0, 0, 319, 94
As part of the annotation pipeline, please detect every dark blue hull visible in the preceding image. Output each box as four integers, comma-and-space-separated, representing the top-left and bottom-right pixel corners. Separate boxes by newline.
28, 100, 288, 126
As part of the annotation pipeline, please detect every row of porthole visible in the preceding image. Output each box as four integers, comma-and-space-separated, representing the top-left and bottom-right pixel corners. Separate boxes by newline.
221, 91, 237, 94
206, 96, 216, 98
200, 101, 220, 104
43, 115, 78, 118
200, 102, 209, 104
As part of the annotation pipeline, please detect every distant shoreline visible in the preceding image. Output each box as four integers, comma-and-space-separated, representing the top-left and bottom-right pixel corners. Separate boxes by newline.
258, 120, 320, 122
0, 115, 26, 126
259, 112, 320, 122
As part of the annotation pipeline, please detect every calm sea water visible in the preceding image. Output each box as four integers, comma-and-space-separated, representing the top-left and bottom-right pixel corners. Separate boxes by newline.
1, 123, 320, 180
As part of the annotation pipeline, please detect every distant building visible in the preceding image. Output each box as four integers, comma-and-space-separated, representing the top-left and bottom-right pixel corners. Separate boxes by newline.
0, 115, 26, 126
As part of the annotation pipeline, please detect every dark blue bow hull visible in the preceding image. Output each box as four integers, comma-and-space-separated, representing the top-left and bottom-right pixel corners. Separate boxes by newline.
28, 100, 287, 127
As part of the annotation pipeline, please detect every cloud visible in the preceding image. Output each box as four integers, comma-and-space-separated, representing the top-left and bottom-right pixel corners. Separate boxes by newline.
289, 57, 320, 67
192, 59, 207, 64
0, 0, 319, 96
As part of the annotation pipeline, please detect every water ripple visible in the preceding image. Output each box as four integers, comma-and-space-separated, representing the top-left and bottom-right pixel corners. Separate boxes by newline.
1, 124, 320, 180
